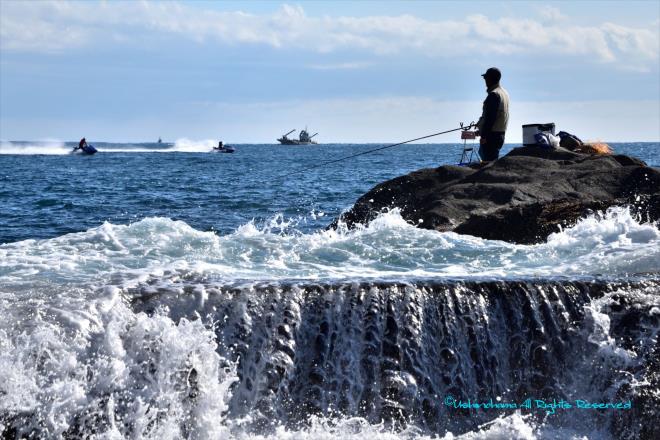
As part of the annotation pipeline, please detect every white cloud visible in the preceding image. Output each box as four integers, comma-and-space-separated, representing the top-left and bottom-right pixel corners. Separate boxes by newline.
0, 1, 658, 69
602, 22, 660, 66
0, 1, 89, 52
538, 6, 567, 23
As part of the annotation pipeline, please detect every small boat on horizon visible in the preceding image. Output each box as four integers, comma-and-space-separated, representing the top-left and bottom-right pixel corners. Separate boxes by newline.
277, 128, 318, 145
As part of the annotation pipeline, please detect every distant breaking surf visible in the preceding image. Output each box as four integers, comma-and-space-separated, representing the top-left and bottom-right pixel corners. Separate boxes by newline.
0, 139, 221, 154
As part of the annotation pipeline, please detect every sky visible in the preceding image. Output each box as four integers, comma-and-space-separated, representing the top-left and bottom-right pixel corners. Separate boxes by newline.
0, 0, 659, 143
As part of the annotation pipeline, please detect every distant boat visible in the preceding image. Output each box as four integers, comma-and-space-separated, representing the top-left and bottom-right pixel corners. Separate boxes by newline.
157, 137, 162, 144
213, 146, 235, 153
72, 145, 97, 155
277, 128, 318, 145
213, 141, 235, 153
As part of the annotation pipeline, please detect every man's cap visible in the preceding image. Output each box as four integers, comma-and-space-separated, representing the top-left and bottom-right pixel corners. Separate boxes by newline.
481, 67, 501, 81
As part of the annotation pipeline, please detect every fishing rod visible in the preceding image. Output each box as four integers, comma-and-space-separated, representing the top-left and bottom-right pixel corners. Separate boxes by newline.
279, 122, 475, 179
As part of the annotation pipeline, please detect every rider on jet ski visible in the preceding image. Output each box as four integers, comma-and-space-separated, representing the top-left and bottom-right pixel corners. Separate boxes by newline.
76, 138, 87, 151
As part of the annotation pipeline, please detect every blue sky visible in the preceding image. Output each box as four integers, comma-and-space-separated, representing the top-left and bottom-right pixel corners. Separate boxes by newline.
1, 0, 658, 143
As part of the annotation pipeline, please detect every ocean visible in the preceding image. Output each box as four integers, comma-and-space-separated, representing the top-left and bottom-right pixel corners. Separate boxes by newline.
1, 140, 659, 439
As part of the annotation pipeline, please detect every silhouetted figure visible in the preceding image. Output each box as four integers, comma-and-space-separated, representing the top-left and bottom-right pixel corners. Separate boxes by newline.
475, 68, 510, 162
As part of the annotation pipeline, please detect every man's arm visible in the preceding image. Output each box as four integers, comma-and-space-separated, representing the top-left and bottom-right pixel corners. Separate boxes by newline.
475, 115, 484, 131
480, 92, 501, 136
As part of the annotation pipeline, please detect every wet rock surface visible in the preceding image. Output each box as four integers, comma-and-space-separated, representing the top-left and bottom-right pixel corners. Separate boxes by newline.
333, 146, 660, 243
127, 279, 660, 438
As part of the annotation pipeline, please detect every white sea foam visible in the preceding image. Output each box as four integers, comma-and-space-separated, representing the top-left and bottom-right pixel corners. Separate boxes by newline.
0, 292, 237, 438
100, 139, 219, 153
0, 293, 614, 439
0, 207, 657, 290
0, 140, 70, 155
0, 278, 611, 439
1, 208, 654, 439
172, 138, 220, 152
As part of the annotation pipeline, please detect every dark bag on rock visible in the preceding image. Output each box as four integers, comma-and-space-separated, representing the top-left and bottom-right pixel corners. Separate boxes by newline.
557, 131, 583, 151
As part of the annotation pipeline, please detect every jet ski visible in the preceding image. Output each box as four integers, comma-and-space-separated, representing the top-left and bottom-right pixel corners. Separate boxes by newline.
213, 144, 235, 153
73, 145, 98, 155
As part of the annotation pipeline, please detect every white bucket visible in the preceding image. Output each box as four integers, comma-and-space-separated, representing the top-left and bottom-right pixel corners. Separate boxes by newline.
522, 123, 556, 146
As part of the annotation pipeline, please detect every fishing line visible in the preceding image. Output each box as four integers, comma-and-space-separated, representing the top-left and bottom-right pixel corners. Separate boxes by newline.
279, 124, 474, 178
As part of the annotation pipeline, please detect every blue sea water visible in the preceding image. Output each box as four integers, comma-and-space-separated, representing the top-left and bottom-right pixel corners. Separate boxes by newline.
0, 140, 659, 439
0, 141, 657, 244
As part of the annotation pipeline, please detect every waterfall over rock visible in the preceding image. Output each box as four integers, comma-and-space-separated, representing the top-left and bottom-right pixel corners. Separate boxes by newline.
1, 211, 658, 439
127, 279, 659, 438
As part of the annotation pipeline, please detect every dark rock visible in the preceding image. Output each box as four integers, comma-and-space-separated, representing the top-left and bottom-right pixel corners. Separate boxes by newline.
331, 146, 660, 243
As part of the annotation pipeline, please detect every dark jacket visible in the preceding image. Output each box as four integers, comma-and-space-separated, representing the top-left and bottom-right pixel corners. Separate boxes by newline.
476, 84, 509, 136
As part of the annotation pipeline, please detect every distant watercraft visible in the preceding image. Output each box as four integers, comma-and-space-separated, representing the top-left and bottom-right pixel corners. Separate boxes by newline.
213, 141, 235, 153
277, 128, 318, 145
72, 145, 97, 155
157, 137, 162, 144
214, 146, 235, 153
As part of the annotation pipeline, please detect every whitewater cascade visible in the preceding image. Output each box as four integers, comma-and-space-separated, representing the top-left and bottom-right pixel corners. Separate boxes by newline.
1, 209, 658, 439
2, 279, 657, 439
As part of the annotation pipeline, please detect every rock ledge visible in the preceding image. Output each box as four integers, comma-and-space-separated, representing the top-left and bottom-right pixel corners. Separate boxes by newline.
332, 146, 660, 244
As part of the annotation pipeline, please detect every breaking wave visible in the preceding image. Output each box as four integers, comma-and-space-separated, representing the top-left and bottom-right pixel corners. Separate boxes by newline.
1, 207, 658, 289
1, 207, 658, 439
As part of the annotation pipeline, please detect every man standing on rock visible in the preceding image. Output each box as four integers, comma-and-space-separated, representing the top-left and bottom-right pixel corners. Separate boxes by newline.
475, 67, 510, 162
